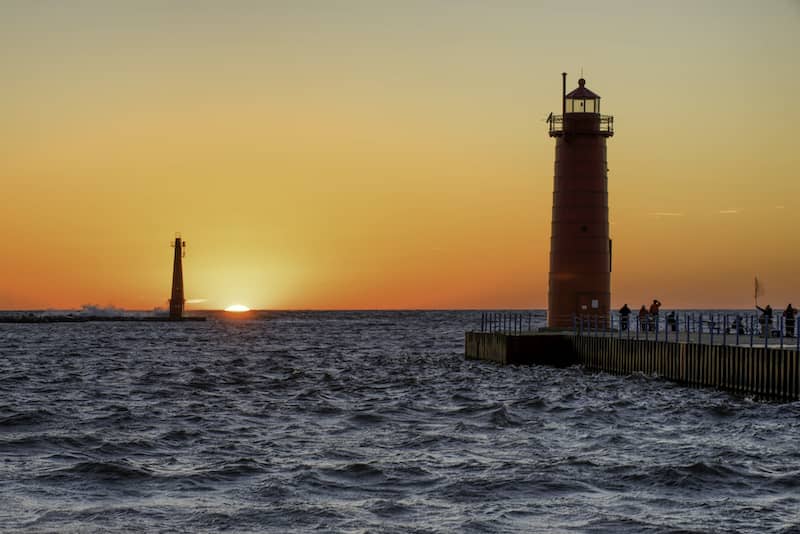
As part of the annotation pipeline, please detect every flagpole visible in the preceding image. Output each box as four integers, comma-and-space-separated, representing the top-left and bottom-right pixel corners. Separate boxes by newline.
754, 276, 759, 308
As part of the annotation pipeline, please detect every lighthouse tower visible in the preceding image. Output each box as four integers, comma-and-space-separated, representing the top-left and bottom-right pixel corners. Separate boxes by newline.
169, 234, 186, 321
546, 74, 614, 328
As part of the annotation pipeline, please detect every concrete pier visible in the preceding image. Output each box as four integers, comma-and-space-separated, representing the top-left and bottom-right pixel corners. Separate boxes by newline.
465, 331, 800, 400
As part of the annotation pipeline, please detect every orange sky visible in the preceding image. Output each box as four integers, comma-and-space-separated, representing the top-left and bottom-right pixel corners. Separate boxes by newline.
1, 1, 798, 310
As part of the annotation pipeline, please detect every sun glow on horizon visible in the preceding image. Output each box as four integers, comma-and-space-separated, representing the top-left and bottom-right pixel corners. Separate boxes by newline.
224, 304, 251, 313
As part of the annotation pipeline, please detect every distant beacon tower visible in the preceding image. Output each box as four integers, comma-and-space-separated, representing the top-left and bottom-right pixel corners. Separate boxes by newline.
546, 73, 614, 328
169, 234, 186, 321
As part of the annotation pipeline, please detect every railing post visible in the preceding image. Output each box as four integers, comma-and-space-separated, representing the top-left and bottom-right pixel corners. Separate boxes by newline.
735, 315, 740, 346
723, 314, 727, 346
655, 312, 660, 342
627, 312, 631, 340
710, 314, 714, 346
671, 311, 675, 343
685, 313, 690, 344
797, 313, 800, 351
697, 313, 702, 345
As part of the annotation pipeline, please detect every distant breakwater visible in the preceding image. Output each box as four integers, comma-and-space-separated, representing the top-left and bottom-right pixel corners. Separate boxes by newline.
0, 314, 205, 323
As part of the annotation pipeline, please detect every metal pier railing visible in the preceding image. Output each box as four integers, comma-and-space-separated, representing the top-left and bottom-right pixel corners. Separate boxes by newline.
475, 311, 799, 351
572, 311, 799, 351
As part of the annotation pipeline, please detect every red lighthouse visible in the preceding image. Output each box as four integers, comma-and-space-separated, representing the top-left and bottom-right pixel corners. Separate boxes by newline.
546, 74, 614, 328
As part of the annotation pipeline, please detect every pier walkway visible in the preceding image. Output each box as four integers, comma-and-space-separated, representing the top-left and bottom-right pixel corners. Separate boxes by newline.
468, 311, 800, 400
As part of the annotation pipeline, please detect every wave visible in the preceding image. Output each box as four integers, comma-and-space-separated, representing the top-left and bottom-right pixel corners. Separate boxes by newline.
0, 408, 54, 428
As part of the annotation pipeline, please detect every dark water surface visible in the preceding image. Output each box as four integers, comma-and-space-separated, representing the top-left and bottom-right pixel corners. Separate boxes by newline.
1, 311, 799, 533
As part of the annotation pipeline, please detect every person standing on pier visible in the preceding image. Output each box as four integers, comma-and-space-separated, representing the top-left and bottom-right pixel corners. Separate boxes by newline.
649, 299, 662, 331
638, 305, 649, 331
666, 311, 677, 332
756, 304, 773, 335
619, 304, 631, 330
785, 304, 797, 337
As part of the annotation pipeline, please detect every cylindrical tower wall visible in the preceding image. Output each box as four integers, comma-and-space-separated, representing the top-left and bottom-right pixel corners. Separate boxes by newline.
169, 238, 185, 320
548, 115, 610, 328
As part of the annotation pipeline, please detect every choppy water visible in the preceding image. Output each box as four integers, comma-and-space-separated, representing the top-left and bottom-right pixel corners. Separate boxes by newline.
1, 311, 799, 533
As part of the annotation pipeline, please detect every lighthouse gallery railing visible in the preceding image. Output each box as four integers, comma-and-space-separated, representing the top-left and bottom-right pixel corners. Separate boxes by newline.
547, 114, 614, 136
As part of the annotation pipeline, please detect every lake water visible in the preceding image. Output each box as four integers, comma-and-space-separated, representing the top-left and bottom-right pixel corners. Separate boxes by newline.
1, 311, 799, 532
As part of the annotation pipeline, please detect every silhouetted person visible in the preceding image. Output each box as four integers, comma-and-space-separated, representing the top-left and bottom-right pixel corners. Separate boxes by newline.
756, 304, 773, 335
649, 299, 662, 331
666, 311, 677, 332
638, 305, 648, 331
785, 304, 797, 337
619, 304, 631, 330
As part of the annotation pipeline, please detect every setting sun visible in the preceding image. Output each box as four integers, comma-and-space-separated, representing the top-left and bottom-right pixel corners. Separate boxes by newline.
224, 304, 251, 313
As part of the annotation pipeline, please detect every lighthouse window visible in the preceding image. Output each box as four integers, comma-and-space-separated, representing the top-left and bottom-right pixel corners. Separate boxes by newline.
566, 98, 598, 113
